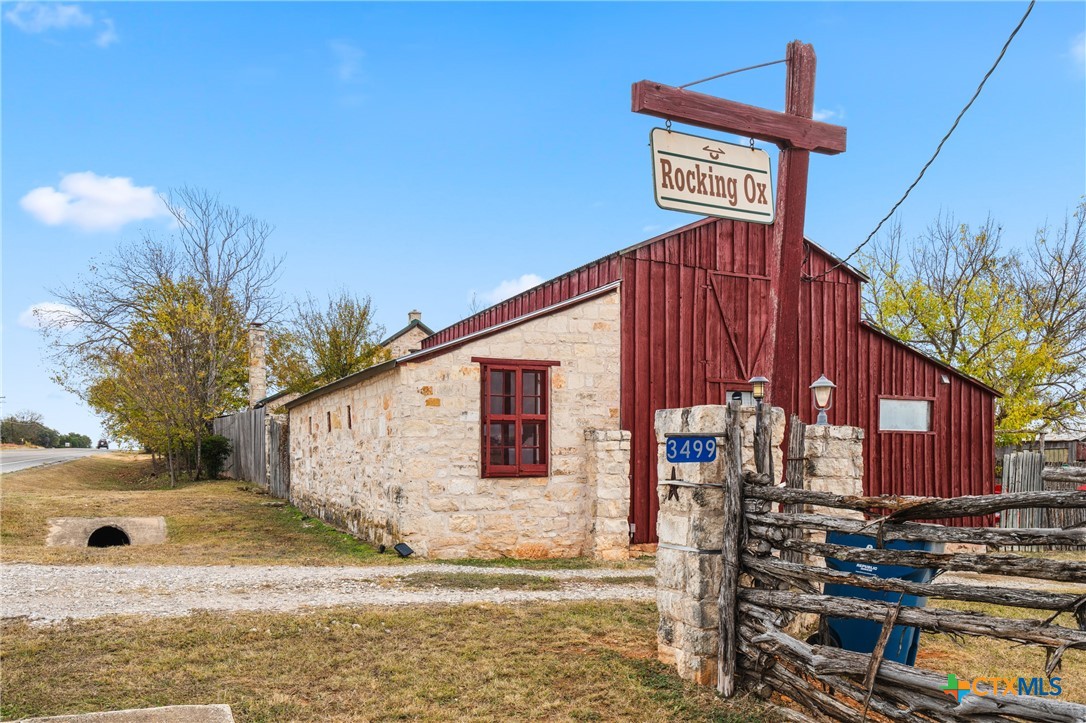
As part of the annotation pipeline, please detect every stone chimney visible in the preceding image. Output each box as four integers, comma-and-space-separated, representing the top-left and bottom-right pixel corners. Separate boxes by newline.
408, 309, 422, 323
248, 322, 267, 408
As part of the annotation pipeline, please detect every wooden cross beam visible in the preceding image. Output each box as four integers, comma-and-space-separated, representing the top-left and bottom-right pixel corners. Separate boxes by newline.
630, 81, 846, 155
632, 40, 846, 429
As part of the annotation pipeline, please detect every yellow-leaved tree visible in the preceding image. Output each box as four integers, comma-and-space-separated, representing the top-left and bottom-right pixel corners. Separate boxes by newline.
862, 200, 1086, 442
267, 289, 390, 395
43, 188, 280, 481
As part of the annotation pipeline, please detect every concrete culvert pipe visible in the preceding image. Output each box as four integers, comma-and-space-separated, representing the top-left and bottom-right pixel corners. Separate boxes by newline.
46, 517, 166, 547
87, 525, 131, 548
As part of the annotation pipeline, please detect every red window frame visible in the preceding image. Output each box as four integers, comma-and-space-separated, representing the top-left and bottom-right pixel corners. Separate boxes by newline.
475, 357, 559, 478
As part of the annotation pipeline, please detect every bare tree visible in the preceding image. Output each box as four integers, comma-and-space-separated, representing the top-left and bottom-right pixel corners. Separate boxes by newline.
43, 187, 283, 479
862, 200, 1086, 434
1015, 201, 1086, 431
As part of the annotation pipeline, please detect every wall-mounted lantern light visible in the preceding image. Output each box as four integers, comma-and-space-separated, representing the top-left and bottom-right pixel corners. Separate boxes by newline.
749, 376, 769, 404
810, 375, 836, 426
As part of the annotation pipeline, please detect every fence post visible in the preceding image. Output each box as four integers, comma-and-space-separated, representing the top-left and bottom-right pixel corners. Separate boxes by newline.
783, 415, 806, 565
717, 399, 744, 697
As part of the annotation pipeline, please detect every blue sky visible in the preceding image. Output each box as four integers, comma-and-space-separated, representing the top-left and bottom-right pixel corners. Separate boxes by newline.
3, 1, 1084, 439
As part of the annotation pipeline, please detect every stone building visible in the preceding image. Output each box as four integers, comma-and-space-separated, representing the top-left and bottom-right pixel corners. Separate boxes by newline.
283, 215, 999, 559
284, 286, 631, 559
381, 310, 433, 359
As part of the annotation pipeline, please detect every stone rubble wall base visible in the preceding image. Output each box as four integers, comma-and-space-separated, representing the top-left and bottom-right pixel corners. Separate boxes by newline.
653, 403, 866, 688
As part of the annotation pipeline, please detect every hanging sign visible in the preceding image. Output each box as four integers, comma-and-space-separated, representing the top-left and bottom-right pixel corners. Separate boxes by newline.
650, 128, 775, 224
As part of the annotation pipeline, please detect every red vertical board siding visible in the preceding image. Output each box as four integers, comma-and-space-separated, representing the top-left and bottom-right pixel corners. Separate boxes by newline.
421, 256, 622, 349
420, 217, 995, 542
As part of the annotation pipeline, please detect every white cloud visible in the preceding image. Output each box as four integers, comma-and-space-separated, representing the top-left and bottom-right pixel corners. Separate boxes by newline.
18, 302, 84, 330
813, 107, 845, 123
4, 2, 91, 33
95, 17, 118, 48
477, 274, 544, 305
642, 224, 663, 234
5, 3, 118, 48
20, 171, 169, 231
1072, 32, 1085, 71
330, 40, 364, 82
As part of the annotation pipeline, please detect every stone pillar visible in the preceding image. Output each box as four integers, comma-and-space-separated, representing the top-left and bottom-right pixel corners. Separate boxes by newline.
803, 425, 865, 519
653, 404, 784, 687
584, 429, 631, 560
248, 322, 267, 409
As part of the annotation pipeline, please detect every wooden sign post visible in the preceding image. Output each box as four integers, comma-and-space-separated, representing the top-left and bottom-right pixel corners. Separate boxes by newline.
632, 41, 846, 698
632, 40, 846, 421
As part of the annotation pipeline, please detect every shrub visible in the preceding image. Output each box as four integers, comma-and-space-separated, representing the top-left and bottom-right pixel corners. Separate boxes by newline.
201, 435, 232, 479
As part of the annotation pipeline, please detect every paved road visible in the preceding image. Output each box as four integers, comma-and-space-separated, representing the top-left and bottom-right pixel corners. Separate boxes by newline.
0, 448, 108, 474
1, 564, 655, 623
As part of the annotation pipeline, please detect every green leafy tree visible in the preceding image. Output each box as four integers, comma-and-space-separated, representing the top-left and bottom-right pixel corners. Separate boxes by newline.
42, 188, 281, 480
0, 411, 79, 447
862, 200, 1086, 439
58, 433, 92, 448
1, 411, 54, 447
85, 277, 246, 485
267, 289, 390, 394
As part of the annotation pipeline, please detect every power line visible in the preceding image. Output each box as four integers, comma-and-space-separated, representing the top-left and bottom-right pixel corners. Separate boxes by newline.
808, 0, 1036, 281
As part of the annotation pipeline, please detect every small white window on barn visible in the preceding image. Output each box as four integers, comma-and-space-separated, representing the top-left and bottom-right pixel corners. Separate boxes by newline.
878, 398, 932, 432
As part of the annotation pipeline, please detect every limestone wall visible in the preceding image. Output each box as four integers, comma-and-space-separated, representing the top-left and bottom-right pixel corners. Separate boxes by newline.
289, 289, 625, 559
585, 429, 632, 560
803, 424, 865, 519
652, 407, 866, 688
387, 325, 430, 359
653, 404, 784, 687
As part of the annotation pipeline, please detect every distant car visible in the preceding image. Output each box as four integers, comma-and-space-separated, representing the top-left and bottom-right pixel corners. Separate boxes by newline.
97, 439, 109, 449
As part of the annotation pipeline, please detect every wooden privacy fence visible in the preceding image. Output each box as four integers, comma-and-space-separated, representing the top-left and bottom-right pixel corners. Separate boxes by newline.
212, 407, 290, 499
213, 407, 265, 484
267, 416, 290, 499
1000, 451, 1086, 550
710, 406, 1086, 722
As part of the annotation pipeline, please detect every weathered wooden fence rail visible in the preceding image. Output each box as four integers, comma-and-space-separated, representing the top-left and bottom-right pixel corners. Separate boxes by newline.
710, 407, 1086, 722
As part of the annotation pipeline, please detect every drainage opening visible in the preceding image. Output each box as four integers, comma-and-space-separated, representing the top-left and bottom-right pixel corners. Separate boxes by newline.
87, 526, 130, 547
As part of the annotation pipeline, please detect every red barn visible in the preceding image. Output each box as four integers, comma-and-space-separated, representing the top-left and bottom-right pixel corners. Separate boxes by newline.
423, 216, 998, 543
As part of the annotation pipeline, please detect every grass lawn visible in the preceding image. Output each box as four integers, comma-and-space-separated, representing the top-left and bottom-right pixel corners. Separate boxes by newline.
0, 454, 398, 566
0, 455, 642, 569
917, 599, 1086, 702
0, 601, 775, 723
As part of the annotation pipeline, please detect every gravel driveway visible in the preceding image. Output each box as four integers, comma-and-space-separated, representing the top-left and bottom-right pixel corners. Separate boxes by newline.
1, 564, 655, 624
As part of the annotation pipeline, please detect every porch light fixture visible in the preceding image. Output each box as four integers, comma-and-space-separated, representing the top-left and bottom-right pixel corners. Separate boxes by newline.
749, 376, 769, 403
810, 375, 836, 426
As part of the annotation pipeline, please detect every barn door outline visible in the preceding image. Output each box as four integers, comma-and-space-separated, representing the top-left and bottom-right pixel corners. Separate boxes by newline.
705, 271, 772, 385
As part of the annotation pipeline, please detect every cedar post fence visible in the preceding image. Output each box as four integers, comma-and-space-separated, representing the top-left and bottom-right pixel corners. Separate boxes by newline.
663, 402, 1086, 721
